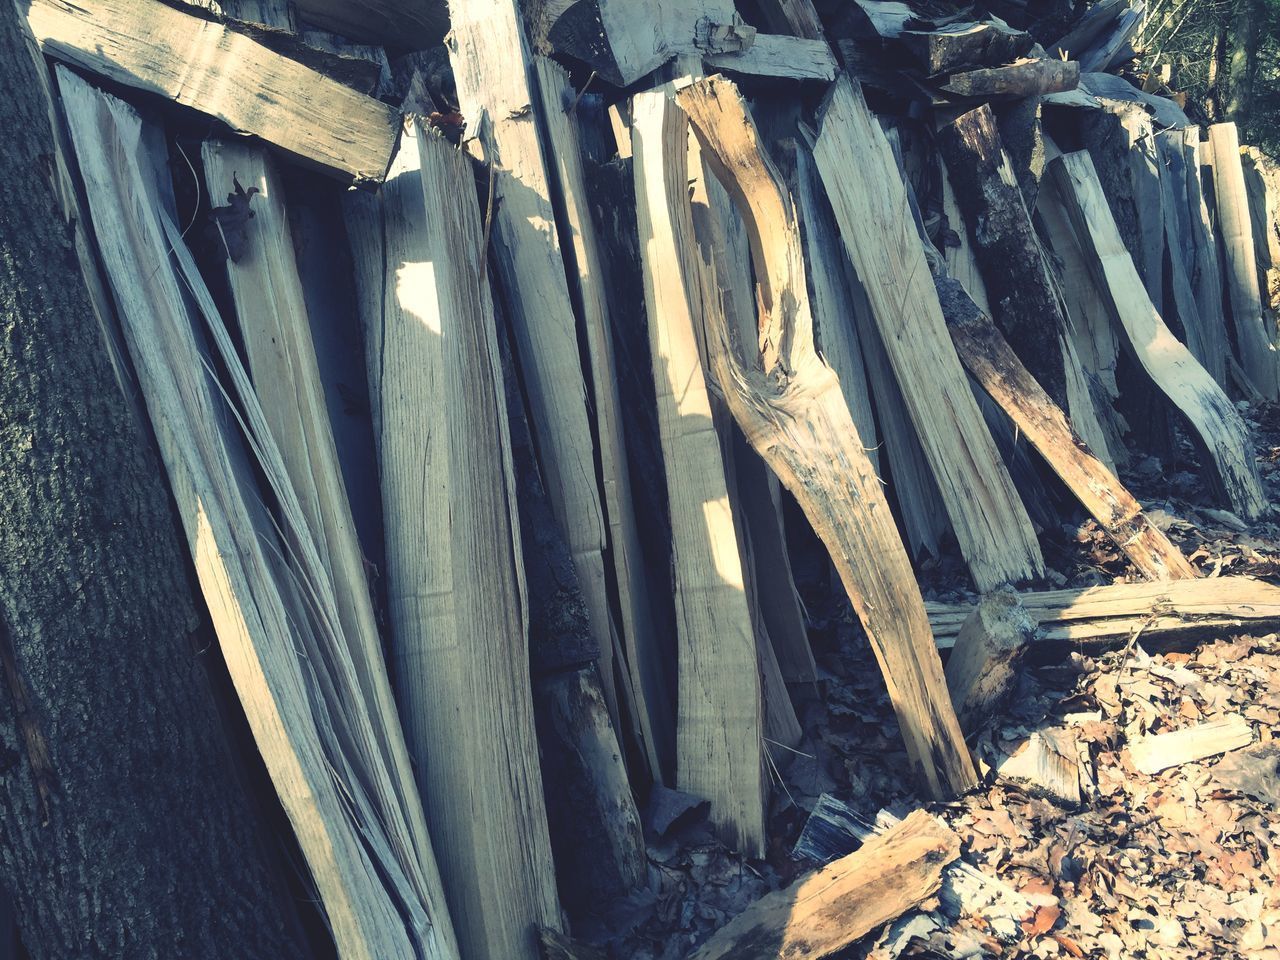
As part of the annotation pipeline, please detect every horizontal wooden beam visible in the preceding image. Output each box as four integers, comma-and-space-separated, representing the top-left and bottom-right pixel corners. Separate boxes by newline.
28, 0, 399, 182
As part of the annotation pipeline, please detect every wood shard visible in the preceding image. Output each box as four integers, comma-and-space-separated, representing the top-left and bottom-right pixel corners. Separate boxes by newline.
689, 810, 961, 960
1129, 717, 1255, 775
28, 0, 398, 181
946, 586, 1038, 733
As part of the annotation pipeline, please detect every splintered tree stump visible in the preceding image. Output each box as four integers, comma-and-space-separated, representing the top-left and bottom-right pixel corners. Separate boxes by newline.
945, 587, 1038, 733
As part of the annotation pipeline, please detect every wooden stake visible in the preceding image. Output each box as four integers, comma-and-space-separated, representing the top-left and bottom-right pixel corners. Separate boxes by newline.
1049, 150, 1267, 519
344, 122, 561, 960
812, 78, 1044, 591
676, 75, 977, 799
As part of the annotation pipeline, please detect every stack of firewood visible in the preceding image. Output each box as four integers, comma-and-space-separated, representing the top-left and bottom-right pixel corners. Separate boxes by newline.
19, 0, 1280, 956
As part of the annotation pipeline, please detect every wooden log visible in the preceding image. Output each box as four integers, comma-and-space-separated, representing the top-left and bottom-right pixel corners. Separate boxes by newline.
344, 122, 560, 960
937, 277, 1197, 581
27, 0, 398, 182
900, 20, 1033, 76
291, 0, 447, 49
533, 57, 671, 781
200, 139, 459, 950
1208, 122, 1280, 399
1077, 2, 1143, 73
941, 58, 1080, 100
688, 810, 961, 960
676, 75, 977, 799
754, 0, 824, 39
937, 104, 1112, 464
1049, 151, 1267, 519
1129, 717, 1255, 775
1050, 0, 1127, 59
704, 35, 837, 80
630, 87, 766, 854
446, 0, 626, 740
59, 71, 459, 960
945, 587, 1037, 733
926, 576, 1280, 648
812, 79, 1044, 591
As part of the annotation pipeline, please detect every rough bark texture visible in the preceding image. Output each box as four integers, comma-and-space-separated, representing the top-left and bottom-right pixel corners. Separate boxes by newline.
0, 10, 306, 959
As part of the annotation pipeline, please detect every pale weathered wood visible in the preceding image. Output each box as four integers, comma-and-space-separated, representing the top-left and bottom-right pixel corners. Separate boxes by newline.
1156, 129, 1225, 383
291, 0, 447, 48
689, 810, 961, 960
698, 151, 817, 686
937, 278, 1197, 581
945, 587, 1037, 733
927, 576, 1280, 648
28, 0, 398, 181
1208, 122, 1280, 399
58, 71, 458, 960
200, 141, 459, 955
343, 123, 560, 960
941, 58, 1080, 99
446, 0, 624, 735
630, 88, 766, 854
812, 78, 1043, 591
533, 57, 671, 780
1180, 127, 1232, 386
937, 104, 1112, 466
676, 75, 977, 799
1129, 717, 1255, 775
1050, 150, 1267, 519
704, 34, 837, 80
1243, 147, 1280, 317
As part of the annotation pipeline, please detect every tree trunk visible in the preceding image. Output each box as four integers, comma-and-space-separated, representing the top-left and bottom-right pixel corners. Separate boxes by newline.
1207, 22, 1228, 121
1226, 0, 1262, 127
0, 9, 307, 959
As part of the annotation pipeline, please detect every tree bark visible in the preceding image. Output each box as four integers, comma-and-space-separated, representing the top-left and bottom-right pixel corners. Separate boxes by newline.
1226, 0, 1262, 127
0, 9, 307, 959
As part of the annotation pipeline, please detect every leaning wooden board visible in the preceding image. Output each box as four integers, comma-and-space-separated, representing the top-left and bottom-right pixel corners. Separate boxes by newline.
927, 576, 1280, 648
27, 0, 398, 181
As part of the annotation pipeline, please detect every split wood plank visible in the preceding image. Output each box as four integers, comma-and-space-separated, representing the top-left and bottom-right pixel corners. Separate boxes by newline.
28, 0, 398, 182
927, 576, 1280, 648
1077, 0, 1143, 73
291, 0, 446, 49
344, 123, 561, 960
939, 156, 993, 316
940, 58, 1080, 100
937, 277, 1197, 581
755, 0, 824, 39
1155, 129, 1225, 384
445, 0, 625, 737
812, 77, 1043, 591
533, 57, 671, 780
704, 35, 837, 81
630, 87, 766, 854
937, 104, 1113, 466
1129, 717, 1255, 775
677, 75, 977, 798
1049, 151, 1267, 519
689, 810, 960, 960
58, 71, 457, 960
1243, 147, 1280, 316
200, 140, 459, 952
699, 151, 817, 686
1208, 122, 1280, 399
997, 728, 1082, 806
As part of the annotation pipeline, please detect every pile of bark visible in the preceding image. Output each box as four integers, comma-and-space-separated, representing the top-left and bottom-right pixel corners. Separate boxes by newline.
4, 0, 1280, 957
